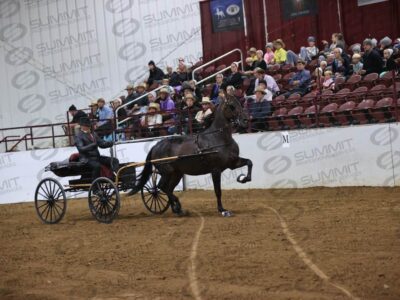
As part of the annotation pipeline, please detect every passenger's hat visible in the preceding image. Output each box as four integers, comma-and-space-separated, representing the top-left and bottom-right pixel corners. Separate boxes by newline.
79, 117, 92, 127
185, 93, 194, 100
136, 82, 147, 89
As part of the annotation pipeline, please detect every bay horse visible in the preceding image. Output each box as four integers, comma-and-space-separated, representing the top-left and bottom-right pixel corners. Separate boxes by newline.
134, 95, 253, 216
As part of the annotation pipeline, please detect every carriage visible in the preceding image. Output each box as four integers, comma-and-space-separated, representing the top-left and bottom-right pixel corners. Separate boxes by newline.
34, 152, 175, 224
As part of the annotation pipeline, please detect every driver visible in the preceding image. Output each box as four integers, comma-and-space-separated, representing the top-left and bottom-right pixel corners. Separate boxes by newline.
75, 117, 119, 180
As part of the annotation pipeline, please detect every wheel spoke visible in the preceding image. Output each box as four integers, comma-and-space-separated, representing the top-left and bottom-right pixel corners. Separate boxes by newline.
39, 203, 50, 218
40, 186, 50, 198
43, 181, 51, 198
53, 202, 62, 217
37, 192, 49, 200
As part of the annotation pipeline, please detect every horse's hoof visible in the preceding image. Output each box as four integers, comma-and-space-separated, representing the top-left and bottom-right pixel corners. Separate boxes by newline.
221, 210, 233, 217
237, 174, 249, 183
176, 210, 189, 217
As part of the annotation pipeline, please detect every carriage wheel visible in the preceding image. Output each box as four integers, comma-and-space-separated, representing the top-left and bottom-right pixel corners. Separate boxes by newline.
141, 169, 170, 214
88, 177, 120, 224
35, 178, 67, 224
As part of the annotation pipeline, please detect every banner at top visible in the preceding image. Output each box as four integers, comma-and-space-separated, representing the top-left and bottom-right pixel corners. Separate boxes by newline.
210, 0, 244, 32
281, 0, 318, 20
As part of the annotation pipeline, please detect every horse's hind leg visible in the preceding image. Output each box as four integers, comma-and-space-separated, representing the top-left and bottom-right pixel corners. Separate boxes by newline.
159, 172, 184, 215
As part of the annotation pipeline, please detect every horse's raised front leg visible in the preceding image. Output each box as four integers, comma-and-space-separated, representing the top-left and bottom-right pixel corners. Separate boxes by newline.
230, 157, 253, 183
211, 171, 232, 216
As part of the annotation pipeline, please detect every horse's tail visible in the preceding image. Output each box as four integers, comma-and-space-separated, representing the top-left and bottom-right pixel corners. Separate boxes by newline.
133, 149, 153, 193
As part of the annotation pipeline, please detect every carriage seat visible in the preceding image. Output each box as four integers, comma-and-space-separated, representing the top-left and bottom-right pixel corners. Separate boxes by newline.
68, 153, 113, 178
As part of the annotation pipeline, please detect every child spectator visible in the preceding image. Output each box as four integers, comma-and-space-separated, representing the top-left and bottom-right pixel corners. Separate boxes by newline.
264, 43, 275, 64
351, 54, 364, 75
300, 36, 319, 62
322, 71, 335, 90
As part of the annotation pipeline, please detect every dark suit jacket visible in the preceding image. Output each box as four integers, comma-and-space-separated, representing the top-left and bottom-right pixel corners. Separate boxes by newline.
75, 130, 113, 162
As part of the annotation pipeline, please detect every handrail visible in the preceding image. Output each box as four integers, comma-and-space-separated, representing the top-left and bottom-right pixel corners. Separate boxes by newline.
0, 135, 19, 144
115, 85, 168, 128
195, 60, 242, 86
191, 48, 244, 80
9, 134, 32, 152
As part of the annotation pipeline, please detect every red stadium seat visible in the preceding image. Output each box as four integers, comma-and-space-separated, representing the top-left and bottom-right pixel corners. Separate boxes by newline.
267, 107, 287, 130
282, 106, 303, 129
353, 99, 375, 124
349, 86, 368, 102
335, 101, 356, 125
334, 76, 346, 91
319, 103, 339, 127
371, 97, 394, 123
301, 91, 318, 106
203, 65, 215, 77
287, 93, 301, 105
273, 73, 283, 82
369, 84, 387, 100
332, 88, 351, 104
299, 105, 319, 128
215, 64, 227, 73
360, 73, 379, 89
344, 74, 362, 90
272, 94, 286, 107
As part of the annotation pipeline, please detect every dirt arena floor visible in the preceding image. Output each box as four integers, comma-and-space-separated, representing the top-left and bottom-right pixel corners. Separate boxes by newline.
0, 187, 400, 300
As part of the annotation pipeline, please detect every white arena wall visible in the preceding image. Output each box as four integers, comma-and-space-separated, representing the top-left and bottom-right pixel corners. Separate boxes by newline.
1, 123, 400, 204
0, 0, 203, 132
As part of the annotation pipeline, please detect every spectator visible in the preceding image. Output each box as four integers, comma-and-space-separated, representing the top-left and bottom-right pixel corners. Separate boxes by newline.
69, 104, 88, 124
351, 44, 362, 55
147, 60, 165, 86
264, 43, 275, 64
322, 70, 335, 90
253, 68, 280, 95
161, 78, 175, 95
253, 50, 267, 70
256, 80, 273, 101
332, 47, 351, 76
272, 39, 287, 64
223, 62, 243, 89
335, 33, 346, 51
134, 83, 148, 106
300, 36, 319, 62
165, 66, 174, 80
181, 93, 201, 133
322, 33, 345, 54
351, 53, 364, 75
246, 87, 271, 132
379, 36, 392, 57
382, 49, 397, 73
124, 84, 135, 105
140, 103, 162, 137
315, 60, 328, 77
211, 73, 224, 101
112, 98, 127, 141
213, 89, 225, 106
285, 60, 311, 97
95, 98, 114, 138
244, 57, 255, 75
248, 47, 257, 61
159, 88, 175, 112
362, 38, 384, 75
195, 97, 213, 125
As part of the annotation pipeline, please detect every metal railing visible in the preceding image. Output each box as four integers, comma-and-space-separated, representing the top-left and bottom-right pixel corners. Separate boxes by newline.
191, 48, 244, 81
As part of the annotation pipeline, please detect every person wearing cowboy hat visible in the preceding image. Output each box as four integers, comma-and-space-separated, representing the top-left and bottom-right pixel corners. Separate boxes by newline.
248, 47, 257, 61
159, 87, 175, 112
140, 103, 162, 137
180, 93, 201, 134
272, 39, 287, 64
75, 117, 119, 180
124, 83, 135, 105
127, 82, 148, 110
246, 87, 270, 132
195, 97, 213, 125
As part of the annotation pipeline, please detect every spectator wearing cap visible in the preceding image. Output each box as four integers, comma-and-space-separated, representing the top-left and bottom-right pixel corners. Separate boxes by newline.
300, 36, 319, 63
195, 97, 213, 126
95, 98, 114, 138
69, 105, 88, 124
351, 54, 363, 75
140, 103, 162, 137
256, 80, 273, 101
272, 39, 287, 64
264, 43, 275, 64
159, 88, 175, 112
332, 47, 351, 76
211, 73, 224, 101
362, 38, 383, 75
253, 50, 267, 71
246, 87, 270, 132
379, 36, 393, 57
222, 62, 243, 89
147, 60, 165, 86
248, 47, 257, 61
253, 68, 280, 95
285, 60, 311, 97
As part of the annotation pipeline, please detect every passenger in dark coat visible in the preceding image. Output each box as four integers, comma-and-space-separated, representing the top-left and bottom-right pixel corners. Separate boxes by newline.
147, 60, 165, 86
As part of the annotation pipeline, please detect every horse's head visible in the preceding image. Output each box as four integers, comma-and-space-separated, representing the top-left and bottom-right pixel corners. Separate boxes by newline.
222, 95, 248, 129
